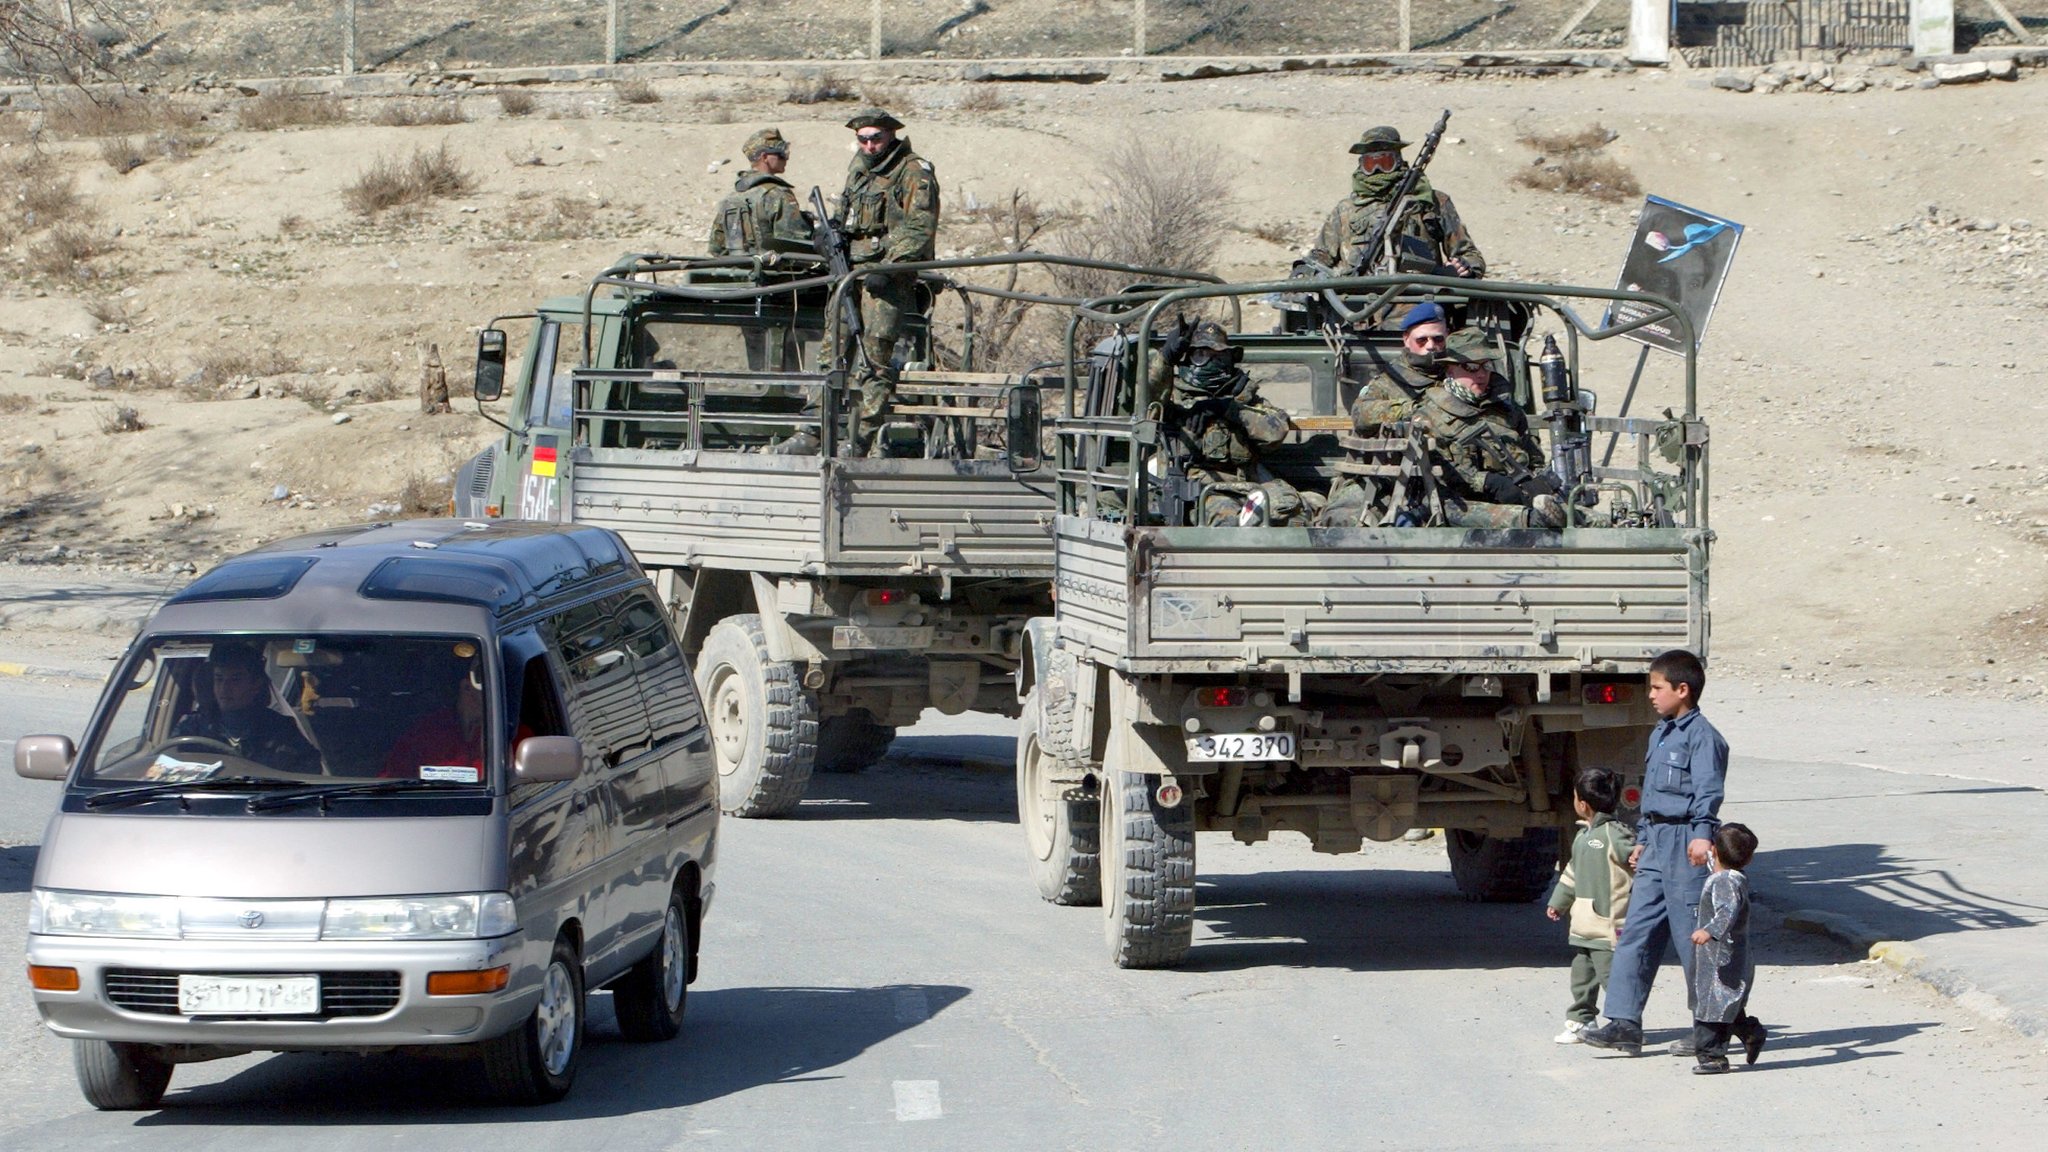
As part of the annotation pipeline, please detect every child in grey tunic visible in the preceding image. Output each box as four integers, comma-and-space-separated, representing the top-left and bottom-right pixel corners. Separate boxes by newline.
1689, 822, 1765, 1074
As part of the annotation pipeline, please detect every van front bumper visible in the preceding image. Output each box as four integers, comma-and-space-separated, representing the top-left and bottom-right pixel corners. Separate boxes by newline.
26, 932, 543, 1050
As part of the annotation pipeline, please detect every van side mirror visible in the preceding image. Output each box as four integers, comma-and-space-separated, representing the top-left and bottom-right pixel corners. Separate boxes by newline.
14, 735, 75, 781
512, 735, 581, 783
1005, 383, 1043, 473
474, 328, 509, 403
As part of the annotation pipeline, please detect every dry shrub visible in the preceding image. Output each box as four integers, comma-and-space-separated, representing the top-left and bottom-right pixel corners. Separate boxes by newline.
343, 142, 476, 216
1051, 137, 1235, 304
1513, 124, 1640, 204
85, 296, 134, 326
859, 82, 915, 113
689, 99, 735, 126
358, 374, 404, 403
45, 92, 200, 137
194, 347, 301, 386
614, 80, 661, 105
958, 85, 1009, 112
936, 189, 1072, 372
151, 128, 210, 161
784, 72, 856, 105
274, 379, 334, 410
0, 394, 34, 414
1, 153, 91, 241
98, 405, 147, 434
1242, 220, 1295, 246
29, 226, 116, 278
398, 472, 454, 516
496, 88, 538, 116
99, 135, 146, 173
509, 195, 598, 241
373, 99, 469, 127
240, 88, 348, 132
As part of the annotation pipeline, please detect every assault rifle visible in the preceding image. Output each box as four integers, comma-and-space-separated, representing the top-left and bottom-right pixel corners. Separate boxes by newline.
1471, 425, 1562, 501
810, 187, 864, 347
1348, 108, 1454, 277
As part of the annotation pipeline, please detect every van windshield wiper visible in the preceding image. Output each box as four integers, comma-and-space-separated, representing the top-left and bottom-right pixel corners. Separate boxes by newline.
84, 775, 302, 810
245, 778, 472, 812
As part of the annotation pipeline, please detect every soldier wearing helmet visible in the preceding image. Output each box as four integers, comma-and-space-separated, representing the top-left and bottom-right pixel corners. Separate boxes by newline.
1148, 320, 1302, 526
1415, 329, 1563, 530
1305, 124, 1485, 279
837, 108, 940, 456
709, 127, 816, 258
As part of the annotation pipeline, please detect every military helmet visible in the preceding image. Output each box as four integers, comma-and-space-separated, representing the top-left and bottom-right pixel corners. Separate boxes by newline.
1349, 125, 1412, 155
1435, 327, 1498, 368
1188, 321, 1233, 352
846, 108, 906, 132
742, 127, 789, 161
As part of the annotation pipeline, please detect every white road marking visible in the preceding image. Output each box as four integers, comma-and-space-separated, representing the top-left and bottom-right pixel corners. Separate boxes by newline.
892, 1079, 942, 1122
893, 988, 930, 1024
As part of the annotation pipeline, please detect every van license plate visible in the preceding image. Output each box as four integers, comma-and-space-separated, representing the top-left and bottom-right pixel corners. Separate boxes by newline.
1187, 733, 1296, 762
178, 975, 320, 1016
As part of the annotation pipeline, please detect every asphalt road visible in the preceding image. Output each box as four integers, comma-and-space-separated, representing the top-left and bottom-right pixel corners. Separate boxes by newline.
1, 681, 2045, 1150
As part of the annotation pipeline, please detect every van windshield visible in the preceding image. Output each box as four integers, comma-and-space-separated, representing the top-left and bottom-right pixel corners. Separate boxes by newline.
80, 635, 497, 788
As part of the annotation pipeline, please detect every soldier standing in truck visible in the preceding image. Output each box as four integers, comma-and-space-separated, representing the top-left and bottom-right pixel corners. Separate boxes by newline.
1305, 125, 1485, 278
710, 128, 816, 374
837, 108, 940, 457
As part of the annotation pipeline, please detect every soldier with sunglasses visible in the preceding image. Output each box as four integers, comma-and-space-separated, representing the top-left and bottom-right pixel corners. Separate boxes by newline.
835, 108, 940, 456
1305, 125, 1486, 279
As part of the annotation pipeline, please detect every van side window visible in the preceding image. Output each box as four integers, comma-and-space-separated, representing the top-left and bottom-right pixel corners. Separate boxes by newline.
619, 590, 702, 750
544, 594, 654, 766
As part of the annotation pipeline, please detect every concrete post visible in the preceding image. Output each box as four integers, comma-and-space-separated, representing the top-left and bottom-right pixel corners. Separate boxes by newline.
607, 0, 621, 64
1135, 0, 1147, 56
342, 0, 356, 75
872, 0, 884, 59
1911, 0, 1956, 57
1627, 0, 1670, 64
1399, 0, 1412, 51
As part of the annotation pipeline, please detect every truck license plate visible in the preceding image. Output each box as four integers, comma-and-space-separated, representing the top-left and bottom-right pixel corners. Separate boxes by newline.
178, 974, 320, 1016
833, 625, 934, 650
1186, 733, 1297, 762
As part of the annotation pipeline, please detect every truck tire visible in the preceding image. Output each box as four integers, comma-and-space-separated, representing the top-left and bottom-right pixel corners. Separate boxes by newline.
612, 886, 691, 1043
1447, 827, 1562, 903
1016, 687, 1100, 906
697, 614, 817, 818
74, 1040, 172, 1111
481, 934, 585, 1105
816, 709, 895, 773
1102, 769, 1195, 968
1035, 645, 1084, 762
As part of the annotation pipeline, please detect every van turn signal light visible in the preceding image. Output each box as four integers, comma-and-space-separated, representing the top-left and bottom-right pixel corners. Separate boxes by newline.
427, 966, 511, 996
28, 965, 80, 992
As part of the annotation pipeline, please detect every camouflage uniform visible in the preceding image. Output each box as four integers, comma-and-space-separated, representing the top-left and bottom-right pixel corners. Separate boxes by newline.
1148, 324, 1300, 526
839, 109, 940, 455
1315, 349, 1439, 527
710, 128, 815, 372
1305, 125, 1486, 278
1415, 329, 1562, 530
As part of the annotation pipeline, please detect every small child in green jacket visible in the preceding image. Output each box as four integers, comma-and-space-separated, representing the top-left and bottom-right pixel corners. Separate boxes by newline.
1546, 768, 1636, 1044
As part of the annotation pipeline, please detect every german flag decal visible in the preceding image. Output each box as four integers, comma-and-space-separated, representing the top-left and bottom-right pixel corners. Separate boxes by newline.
531, 441, 558, 478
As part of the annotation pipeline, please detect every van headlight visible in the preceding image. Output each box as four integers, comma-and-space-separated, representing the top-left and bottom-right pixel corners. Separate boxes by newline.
321, 894, 518, 940
32, 890, 181, 939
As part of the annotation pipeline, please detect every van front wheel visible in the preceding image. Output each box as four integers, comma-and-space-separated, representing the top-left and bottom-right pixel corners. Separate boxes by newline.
74, 1040, 172, 1110
481, 935, 584, 1105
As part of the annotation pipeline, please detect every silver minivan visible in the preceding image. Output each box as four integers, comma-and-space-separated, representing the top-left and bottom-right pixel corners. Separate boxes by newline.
16, 520, 717, 1108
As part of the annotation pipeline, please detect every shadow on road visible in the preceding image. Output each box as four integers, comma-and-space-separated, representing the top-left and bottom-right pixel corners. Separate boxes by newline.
134, 983, 970, 1121
0, 844, 36, 894
1754, 843, 2047, 942
795, 749, 1017, 824
1738, 1020, 1933, 1071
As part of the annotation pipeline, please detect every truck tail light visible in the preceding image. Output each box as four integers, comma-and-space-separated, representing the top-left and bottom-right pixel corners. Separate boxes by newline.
866, 589, 913, 607
1584, 683, 1633, 705
1196, 687, 1247, 708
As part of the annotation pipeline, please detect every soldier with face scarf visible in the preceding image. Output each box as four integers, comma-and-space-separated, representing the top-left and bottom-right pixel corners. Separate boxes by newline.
1416, 329, 1563, 530
1146, 321, 1301, 526
1305, 125, 1486, 278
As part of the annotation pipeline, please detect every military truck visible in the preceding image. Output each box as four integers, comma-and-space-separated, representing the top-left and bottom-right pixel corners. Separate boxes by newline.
457, 252, 1217, 817
1014, 274, 1711, 967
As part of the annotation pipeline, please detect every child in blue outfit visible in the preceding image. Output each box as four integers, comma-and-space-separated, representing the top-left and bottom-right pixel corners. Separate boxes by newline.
1690, 821, 1765, 1074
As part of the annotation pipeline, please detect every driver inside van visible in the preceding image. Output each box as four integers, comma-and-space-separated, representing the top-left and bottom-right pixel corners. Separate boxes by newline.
170, 642, 321, 773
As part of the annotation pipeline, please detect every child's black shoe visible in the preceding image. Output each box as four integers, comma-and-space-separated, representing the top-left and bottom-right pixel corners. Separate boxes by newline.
1692, 1058, 1731, 1075
1742, 1023, 1767, 1065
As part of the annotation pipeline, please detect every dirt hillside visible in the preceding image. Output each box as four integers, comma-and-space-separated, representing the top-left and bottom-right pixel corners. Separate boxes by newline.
3, 63, 2046, 697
